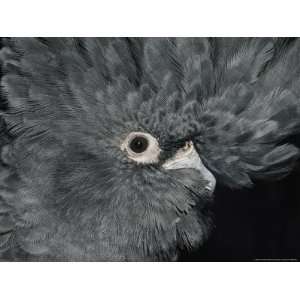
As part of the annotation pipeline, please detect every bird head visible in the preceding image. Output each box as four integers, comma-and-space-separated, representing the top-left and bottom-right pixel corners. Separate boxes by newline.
0, 38, 215, 260
1, 37, 300, 261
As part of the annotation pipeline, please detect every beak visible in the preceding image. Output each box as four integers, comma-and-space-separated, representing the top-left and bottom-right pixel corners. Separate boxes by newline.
162, 142, 216, 192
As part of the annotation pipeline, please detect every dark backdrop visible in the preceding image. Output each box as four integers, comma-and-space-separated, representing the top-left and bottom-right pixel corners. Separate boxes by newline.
180, 136, 300, 261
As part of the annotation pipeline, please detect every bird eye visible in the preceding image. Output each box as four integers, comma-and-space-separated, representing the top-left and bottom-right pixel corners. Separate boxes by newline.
121, 132, 161, 164
129, 136, 149, 153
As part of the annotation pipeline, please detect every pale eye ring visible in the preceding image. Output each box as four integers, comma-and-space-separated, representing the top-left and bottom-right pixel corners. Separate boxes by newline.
121, 132, 161, 164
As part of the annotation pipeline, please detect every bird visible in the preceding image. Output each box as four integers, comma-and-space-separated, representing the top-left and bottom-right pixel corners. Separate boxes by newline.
0, 37, 299, 261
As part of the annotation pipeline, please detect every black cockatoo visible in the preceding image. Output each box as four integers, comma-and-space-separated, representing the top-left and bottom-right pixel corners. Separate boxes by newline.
0, 37, 299, 261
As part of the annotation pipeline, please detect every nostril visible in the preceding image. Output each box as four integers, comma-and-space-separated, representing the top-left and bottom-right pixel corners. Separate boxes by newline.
183, 141, 193, 152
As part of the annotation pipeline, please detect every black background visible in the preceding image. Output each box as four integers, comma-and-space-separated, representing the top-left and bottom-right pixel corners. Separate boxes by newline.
180, 138, 300, 261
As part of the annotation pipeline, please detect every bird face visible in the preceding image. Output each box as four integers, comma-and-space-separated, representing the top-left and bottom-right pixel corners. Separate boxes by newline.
120, 130, 215, 192
0, 38, 216, 261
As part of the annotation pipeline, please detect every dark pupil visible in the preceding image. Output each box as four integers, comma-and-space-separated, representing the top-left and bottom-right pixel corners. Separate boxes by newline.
129, 136, 149, 153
